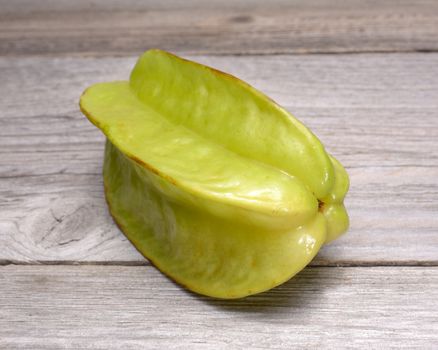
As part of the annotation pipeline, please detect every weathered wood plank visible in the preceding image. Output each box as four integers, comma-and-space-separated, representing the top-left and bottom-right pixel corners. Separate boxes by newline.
0, 265, 437, 349
1, 160, 437, 265
3, 54, 438, 118
1, 0, 438, 56
1, 54, 438, 264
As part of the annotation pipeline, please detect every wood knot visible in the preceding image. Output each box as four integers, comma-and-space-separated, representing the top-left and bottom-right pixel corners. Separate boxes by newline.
229, 15, 253, 23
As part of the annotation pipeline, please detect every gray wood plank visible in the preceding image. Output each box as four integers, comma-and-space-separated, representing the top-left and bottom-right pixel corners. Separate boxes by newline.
1, 0, 438, 56
1, 54, 438, 264
0, 265, 437, 349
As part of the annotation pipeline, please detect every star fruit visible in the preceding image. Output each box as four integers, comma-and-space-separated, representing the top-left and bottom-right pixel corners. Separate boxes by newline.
79, 49, 349, 299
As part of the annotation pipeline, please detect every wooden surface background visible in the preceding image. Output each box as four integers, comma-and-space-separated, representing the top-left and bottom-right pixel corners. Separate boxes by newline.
1, 1, 437, 349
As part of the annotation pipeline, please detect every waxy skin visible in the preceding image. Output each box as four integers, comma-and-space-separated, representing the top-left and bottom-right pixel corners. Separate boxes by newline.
80, 49, 349, 298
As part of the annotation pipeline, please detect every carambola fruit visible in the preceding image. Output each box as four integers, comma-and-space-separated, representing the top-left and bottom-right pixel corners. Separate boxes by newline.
79, 49, 349, 298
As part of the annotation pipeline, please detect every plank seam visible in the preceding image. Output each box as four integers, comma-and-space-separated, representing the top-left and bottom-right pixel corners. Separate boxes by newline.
1, 48, 438, 59
1, 260, 437, 267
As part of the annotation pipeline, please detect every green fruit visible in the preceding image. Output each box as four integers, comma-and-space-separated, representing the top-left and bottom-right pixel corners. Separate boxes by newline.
80, 49, 349, 298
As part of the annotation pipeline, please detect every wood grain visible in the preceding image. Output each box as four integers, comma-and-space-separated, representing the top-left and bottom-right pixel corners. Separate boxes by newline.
1, 0, 438, 56
2, 2, 438, 348
1, 54, 438, 265
1, 265, 437, 349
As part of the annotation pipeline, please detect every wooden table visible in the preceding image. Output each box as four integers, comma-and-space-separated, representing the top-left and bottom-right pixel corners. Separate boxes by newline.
1, 1, 438, 348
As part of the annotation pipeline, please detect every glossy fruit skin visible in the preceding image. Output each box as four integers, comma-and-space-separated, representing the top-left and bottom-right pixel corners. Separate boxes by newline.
80, 49, 349, 298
